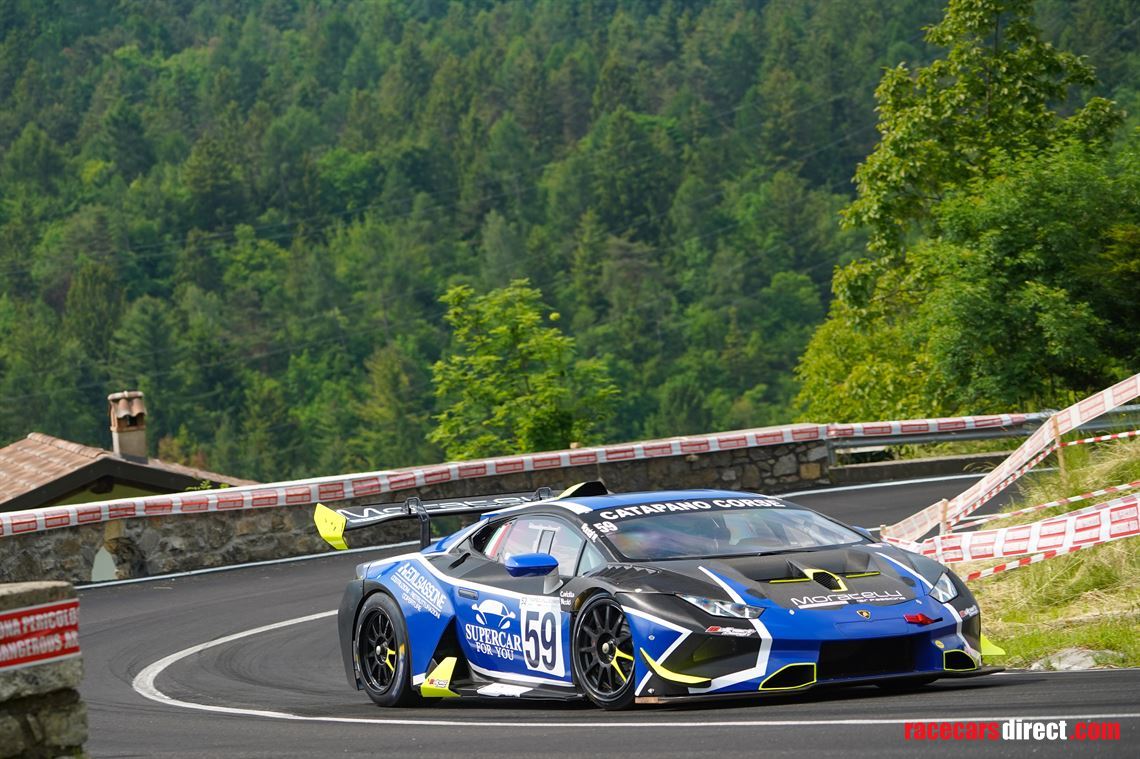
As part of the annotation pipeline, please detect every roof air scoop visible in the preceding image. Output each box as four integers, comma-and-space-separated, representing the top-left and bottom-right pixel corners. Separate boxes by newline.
558, 480, 609, 498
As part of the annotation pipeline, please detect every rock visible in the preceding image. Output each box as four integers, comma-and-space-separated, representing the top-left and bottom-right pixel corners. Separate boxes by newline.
806, 444, 830, 462
1028, 648, 1123, 671
0, 715, 25, 758
0, 582, 74, 609
35, 701, 87, 748
773, 453, 798, 477
0, 658, 83, 702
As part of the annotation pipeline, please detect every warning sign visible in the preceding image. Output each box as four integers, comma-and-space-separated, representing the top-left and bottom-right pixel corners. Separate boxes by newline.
0, 599, 80, 671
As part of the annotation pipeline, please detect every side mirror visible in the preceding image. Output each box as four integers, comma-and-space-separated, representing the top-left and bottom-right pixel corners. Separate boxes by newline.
853, 526, 875, 541
505, 553, 559, 577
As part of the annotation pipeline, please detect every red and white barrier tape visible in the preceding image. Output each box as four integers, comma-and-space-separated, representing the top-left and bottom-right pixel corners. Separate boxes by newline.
962, 543, 1101, 583
887, 373, 1140, 541
920, 494, 1139, 564
1059, 428, 1140, 447
825, 413, 1029, 439
955, 480, 1140, 529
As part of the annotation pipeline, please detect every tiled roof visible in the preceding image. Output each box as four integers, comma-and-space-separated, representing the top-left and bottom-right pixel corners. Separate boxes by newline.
0, 433, 255, 509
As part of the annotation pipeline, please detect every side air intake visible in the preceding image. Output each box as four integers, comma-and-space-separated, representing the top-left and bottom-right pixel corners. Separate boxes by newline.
943, 650, 979, 671
760, 663, 817, 691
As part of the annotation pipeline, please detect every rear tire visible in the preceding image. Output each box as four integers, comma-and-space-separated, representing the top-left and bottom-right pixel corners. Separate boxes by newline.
355, 593, 418, 707
572, 594, 636, 710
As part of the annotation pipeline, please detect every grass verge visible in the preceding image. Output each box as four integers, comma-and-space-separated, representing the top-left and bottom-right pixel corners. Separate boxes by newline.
964, 438, 1140, 668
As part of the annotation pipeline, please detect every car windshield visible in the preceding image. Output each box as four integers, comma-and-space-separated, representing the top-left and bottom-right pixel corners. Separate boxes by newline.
597, 505, 865, 561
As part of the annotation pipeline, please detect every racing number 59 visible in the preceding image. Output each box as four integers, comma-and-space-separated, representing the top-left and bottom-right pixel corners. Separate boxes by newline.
519, 596, 564, 677
523, 610, 556, 669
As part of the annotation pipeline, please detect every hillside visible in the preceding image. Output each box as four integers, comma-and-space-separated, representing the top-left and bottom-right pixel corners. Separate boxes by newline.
0, 1, 1135, 480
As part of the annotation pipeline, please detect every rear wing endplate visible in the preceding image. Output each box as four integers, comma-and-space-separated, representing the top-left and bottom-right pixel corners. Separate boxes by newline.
314, 487, 554, 551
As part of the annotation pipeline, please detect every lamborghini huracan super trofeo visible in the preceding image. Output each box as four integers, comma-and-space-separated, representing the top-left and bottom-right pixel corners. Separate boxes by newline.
313, 482, 1002, 710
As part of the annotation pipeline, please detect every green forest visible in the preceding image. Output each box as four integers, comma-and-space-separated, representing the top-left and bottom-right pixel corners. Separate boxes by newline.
0, 0, 1136, 482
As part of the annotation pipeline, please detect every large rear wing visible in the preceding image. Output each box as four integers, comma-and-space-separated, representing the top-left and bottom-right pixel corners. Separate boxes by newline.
314, 487, 555, 550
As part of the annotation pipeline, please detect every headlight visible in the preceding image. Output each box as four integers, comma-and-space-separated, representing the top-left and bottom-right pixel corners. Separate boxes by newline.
677, 594, 764, 619
930, 573, 958, 603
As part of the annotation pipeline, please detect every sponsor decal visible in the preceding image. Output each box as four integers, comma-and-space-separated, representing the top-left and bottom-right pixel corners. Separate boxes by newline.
464, 599, 524, 663
0, 600, 80, 670
705, 625, 757, 637
934, 640, 945, 649
463, 596, 565, 676
464, 619, 524, 662
338, 496, 530, 525
958, 604, 979, 619
595, 497, 784, 522
472, 599, 515, 629
789, 590, 906, 609
391, 564, 446, 619
857, 610, 871, 619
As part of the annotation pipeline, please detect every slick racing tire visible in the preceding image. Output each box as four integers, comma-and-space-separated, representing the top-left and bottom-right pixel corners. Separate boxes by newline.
355, 592, 418, 707
572, 594, 636, 710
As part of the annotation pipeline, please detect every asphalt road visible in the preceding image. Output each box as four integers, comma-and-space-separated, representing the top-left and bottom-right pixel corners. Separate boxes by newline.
78, 475, 1139, 757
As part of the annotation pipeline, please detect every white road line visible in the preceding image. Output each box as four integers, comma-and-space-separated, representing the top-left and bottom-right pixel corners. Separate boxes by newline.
132, 610, 1140, 728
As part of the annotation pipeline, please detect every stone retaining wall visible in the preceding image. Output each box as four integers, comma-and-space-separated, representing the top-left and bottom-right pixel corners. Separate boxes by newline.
0, 582, 86, 758
0, 442, 828, 585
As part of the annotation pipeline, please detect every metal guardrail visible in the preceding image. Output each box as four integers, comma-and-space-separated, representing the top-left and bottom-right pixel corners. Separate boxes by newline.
828, 405, 1140, 463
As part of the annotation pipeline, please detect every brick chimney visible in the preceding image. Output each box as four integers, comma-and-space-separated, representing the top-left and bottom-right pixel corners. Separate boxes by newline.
108, 390, 147, 460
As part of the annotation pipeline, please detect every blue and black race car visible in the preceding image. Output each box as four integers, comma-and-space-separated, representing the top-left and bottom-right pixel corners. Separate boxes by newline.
313, 482, 1003, 710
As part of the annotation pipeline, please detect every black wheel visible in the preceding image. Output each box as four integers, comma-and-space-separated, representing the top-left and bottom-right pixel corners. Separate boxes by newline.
875, 675, 938, 693
355, 593, 417, 707
572, 594, 636, 709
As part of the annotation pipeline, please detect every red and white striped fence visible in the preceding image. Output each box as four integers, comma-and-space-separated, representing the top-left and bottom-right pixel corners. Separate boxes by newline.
955, 480, 1140, 528
886, 374, 1140, 542
920, 494, 1140, 564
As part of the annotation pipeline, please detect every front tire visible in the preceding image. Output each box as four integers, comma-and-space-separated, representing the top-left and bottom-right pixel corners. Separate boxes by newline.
572, 594, 636, 710
355, 593, 417, 707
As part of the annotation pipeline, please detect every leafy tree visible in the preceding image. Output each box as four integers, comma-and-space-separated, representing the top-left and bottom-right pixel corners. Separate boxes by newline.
797, 0, 1130, 422
350, 342, 439, 470
844, 0, 1121, 257
64, 259, 124, 363
430, 280, 618, 460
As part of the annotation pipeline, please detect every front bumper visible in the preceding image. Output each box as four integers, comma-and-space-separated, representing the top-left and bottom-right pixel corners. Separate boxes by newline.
623, 592, 990, 700
635, 666, 1003, 705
